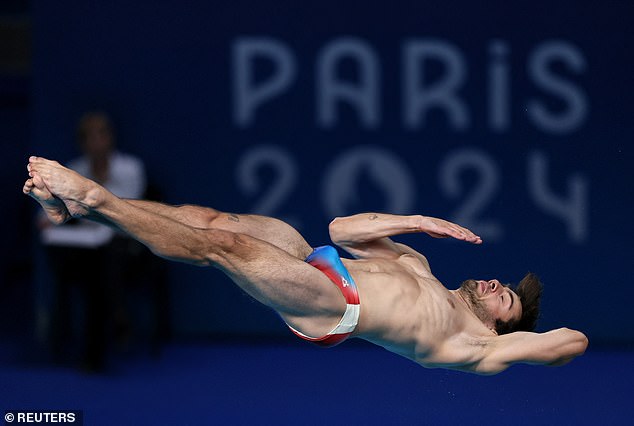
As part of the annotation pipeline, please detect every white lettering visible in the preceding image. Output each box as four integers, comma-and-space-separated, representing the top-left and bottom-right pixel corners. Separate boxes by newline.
488, 40, 511, 132
322, 146, 415, 217
527, 151, 588, 243
317, 38, 380, 128
232, 38, 297, 127
527, 40, 588, 134
439, 148, 503, 240
236, 145, 299, 226
231, 37, 589, 134
403, 39, 469, 130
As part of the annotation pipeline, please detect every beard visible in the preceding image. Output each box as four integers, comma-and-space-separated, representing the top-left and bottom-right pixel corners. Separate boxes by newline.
459, 279, 494, 326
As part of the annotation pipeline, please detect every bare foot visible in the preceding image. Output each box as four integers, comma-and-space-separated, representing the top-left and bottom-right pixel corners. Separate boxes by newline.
23, 173, 70, 225
28, 156, 105, 217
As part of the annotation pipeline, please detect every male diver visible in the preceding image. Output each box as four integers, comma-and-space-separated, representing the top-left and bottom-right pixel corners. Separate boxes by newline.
24, 156, 587, 375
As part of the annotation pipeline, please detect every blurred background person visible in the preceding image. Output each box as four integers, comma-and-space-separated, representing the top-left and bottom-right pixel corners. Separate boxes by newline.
38, 111, 154, 372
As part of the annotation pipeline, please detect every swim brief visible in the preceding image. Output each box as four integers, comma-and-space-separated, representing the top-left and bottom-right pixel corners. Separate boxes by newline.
286, 245, 360, 347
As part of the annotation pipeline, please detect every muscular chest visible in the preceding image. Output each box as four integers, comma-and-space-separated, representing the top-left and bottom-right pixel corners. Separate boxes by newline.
346, 256, 431, 280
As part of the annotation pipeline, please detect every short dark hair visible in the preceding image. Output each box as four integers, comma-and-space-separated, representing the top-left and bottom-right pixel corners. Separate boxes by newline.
495, 272, 543, 335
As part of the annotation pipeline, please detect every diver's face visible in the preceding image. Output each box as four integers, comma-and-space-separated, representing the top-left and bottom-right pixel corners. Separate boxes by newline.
460, 279, 522, 329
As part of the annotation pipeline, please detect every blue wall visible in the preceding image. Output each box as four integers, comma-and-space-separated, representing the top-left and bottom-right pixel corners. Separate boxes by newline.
27, 0, 634, 343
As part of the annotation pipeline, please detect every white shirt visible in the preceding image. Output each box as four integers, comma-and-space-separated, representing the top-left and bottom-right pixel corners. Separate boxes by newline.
41, 151, 146, 248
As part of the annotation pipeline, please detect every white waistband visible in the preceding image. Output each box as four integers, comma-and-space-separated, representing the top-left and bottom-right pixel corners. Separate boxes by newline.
289, 303, 360, 338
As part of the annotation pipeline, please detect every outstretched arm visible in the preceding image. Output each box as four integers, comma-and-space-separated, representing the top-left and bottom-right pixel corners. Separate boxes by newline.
474, 328, 589, 375
328, 213, 481, 260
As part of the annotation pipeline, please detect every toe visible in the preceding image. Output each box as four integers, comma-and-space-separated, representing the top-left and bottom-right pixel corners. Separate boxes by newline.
31, 187, 47, 199
32, 173, 44, 187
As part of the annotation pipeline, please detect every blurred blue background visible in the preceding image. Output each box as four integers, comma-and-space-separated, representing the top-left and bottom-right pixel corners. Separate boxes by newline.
1, 0, 632, 424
